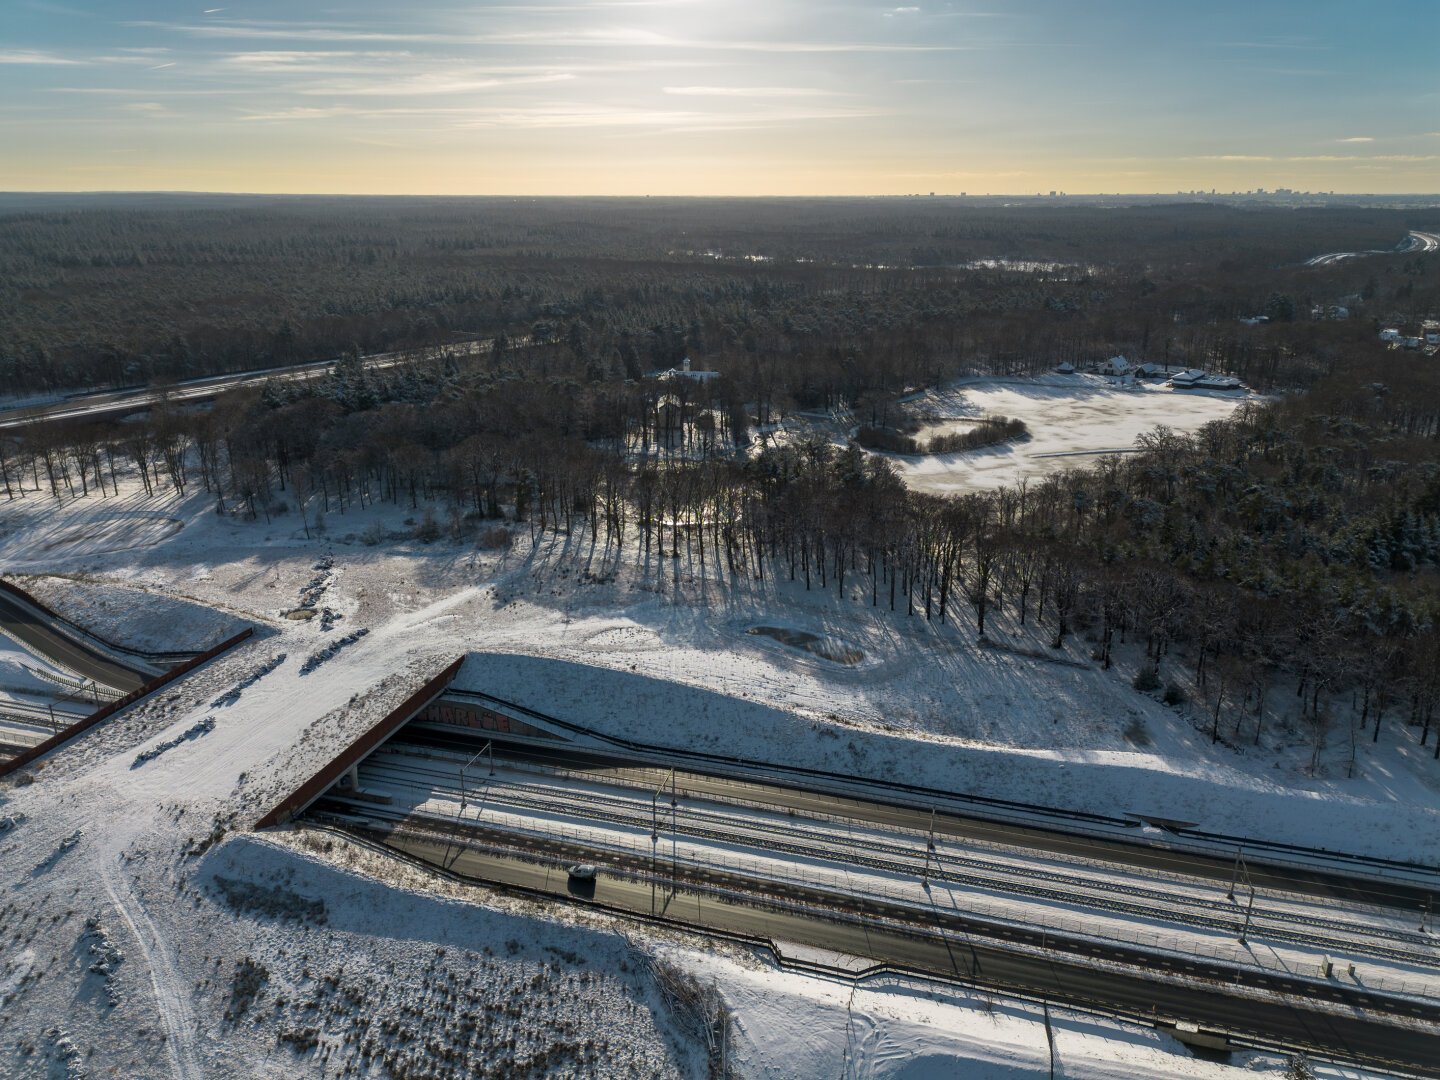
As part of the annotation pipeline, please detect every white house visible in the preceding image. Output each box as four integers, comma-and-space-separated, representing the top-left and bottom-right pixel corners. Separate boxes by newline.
1104, 355, 1131, 376
652, 357, 721, 383
1135, 362, 1167, 378
1195, 374, 1243, 391
1171, 369, 1243, 391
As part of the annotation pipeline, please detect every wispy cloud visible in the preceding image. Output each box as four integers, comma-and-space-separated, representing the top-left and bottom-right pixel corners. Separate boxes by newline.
0, 49, 87, 65
296, 72, 577, 97
1337, 136, 1374, 143
1191, 153, 1439, 163
135, 20, 964, 52
240, 100, 881, 132
663, 86, 838, 98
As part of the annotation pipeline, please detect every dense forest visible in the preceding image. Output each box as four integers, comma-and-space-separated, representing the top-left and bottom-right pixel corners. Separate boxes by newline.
2, 197, 1437, 398
4, 197, 1440, 776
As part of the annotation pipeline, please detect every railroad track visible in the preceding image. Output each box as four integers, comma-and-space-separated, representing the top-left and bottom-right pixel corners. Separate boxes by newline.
310, 804, 1440, 1038
354, 749, 1440, 971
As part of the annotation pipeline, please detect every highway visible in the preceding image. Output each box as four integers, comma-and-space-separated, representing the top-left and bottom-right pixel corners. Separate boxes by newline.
303, 732, 1440, 1074
0, 589, 151, 693
1305, 230, 1440, 267
323, 818, 1440, 1075
0, 338, 501, 432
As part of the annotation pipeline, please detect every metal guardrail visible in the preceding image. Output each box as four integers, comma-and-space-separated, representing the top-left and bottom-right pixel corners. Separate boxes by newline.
0, 628, 254, 778
364, 748, 1440, 966
328, 781, 1440, 1006
440, 687, 1440, 889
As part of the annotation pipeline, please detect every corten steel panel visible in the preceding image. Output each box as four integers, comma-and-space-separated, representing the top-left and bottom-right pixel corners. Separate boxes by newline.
0, 628, 254, 777
254, 656, 464, 829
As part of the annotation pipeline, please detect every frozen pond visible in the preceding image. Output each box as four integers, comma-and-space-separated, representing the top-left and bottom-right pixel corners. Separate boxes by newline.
879, 377, 1249, 494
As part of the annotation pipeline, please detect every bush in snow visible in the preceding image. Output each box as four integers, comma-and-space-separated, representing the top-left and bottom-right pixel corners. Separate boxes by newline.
131, 716, 216, 768
211, 654, 286, 707
299, 628, 369, 675
1132, 667, 1162, 693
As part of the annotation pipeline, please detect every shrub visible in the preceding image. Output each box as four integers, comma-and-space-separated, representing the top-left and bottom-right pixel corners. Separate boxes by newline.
1163, 682, 1188, 706
925, 415, 1029, 454
855, 425, 921, 454
1132, 667, 1162, 692
478, 525, 513, 550
414, 510, 442, 543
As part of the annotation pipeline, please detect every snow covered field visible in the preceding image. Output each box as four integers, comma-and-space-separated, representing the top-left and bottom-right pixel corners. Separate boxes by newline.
872, 376, 1250, 493
0, 452, 1429, 1077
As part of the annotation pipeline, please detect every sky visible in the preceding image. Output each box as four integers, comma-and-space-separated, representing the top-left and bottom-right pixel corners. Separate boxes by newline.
1, 0, 1437, 196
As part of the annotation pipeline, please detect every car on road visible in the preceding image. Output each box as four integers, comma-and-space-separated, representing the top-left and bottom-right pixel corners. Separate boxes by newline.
566, 863, 599, 881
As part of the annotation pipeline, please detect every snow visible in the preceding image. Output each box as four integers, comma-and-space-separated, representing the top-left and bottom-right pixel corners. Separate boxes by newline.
0, 445, 1430, 1077
6, 571, 253, 655
871, 376, 1249, 493
670, 948, 1300, 1080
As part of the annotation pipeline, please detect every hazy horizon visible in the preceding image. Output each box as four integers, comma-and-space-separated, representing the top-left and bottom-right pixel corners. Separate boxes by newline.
3, 0, 1437, 196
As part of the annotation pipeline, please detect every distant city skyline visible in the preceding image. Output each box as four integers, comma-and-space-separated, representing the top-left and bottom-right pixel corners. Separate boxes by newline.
2, 0, 1437, 195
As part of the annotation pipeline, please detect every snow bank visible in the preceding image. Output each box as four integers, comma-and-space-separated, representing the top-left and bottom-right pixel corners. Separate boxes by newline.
7, 573, 256, 654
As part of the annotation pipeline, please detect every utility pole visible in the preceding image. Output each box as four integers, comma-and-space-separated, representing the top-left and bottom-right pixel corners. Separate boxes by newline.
1226, 846, 1244, 901
1422, 894, 1433, 935
922, 807, 936, 886
1239, 882, 1257, 944
458, 740, 493, 812
652, 767, 674, 914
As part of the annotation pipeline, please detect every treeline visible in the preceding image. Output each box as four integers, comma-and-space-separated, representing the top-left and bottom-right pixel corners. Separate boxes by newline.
855, 415, 1028, 455
3, 198, 1437, 399
7, 344, 1440, 774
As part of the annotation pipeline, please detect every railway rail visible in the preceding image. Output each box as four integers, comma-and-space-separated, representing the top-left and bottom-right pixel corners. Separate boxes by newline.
345, 744, 1440, 977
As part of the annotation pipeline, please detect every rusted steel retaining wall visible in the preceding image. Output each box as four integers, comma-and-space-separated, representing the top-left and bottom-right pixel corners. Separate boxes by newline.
254, 656, 464, 829
0, 627, 254, 778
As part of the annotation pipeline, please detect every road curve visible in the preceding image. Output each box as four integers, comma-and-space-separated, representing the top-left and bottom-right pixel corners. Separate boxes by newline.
0, 589, 151, 693
1306, 230, 1440, 267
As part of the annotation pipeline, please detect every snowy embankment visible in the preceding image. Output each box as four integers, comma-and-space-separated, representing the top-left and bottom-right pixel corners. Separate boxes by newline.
0, 452, 1425, 1078
7, 572, 256, 654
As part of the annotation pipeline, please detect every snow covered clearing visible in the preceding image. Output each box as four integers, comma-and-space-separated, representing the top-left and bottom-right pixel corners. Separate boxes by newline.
0, 451, 1430, 1077
866, 376, 1249, 493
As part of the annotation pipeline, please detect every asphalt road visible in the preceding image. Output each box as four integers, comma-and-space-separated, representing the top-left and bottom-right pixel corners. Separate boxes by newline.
1305, 230, 1440, 267
362, 826, 1440, 1074
0, 589, 150, 693
400, 727, 1440, 914
0, 338, 505, 432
